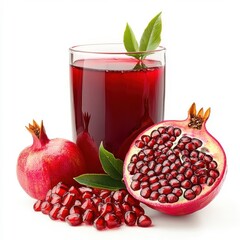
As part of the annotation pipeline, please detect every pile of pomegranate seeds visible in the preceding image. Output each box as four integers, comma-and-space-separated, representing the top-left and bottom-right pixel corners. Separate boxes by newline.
33, 182, 152, 230
127, 126, 220, 203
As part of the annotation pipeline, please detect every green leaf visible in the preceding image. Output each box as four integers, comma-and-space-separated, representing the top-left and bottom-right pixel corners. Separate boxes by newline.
99, 142, 123, 180
139, 12, 162, 52
123, 23, 141, 60
74, 174, 125, 190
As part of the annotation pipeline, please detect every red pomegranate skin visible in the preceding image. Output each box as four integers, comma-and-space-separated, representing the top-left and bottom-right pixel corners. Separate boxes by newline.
17, 120, 87, 200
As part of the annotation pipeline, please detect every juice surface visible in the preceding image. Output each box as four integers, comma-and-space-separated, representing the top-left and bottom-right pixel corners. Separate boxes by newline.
70, 58, 165, 159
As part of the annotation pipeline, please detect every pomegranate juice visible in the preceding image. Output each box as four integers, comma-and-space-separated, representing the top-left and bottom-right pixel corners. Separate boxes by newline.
70, 58, 165, 159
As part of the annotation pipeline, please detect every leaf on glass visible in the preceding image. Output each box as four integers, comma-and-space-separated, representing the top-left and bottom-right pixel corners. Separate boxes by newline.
74, 174, 125, 190
99, 142, 123, 181
139, 12, 162, 52
123, 23, 141, 59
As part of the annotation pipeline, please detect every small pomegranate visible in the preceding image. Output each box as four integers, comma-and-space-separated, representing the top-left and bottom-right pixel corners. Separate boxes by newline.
76, 113, 105, 174
17, 120, 87, 200
123, 103, 227, 215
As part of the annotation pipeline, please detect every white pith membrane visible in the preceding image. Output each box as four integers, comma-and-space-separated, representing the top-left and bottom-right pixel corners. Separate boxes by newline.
123, 104, 226, 213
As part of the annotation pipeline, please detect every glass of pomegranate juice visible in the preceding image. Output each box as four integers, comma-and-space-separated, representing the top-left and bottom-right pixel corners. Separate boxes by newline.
69, 43, 166, 161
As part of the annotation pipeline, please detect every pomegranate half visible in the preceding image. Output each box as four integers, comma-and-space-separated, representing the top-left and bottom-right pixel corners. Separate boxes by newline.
123, 103, 227, 215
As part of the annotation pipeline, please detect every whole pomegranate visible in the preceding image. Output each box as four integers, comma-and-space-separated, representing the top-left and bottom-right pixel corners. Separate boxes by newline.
17, 120, 87, 200
123, 103, 227, 215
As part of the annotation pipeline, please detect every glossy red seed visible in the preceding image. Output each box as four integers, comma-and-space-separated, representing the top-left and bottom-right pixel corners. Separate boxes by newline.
55, 183, 68, 196
57, 206, 69, 221
124, 194, 139, 206
94, 216, 106, 230
49, 203, 61, 220
132, 205, 145, 216
83, 209, 95, 225
100, 202, 114, 216
50, 193, 61, 204
192, 185, 202, 196
66, 213, 82, 226
70, 205, 82, 215
140, 187, 151, 198
68, 186, 80, 196
105, 213, 121, 229
41, 201, 52, 214
137, 215, 152, 227
62, 193, 76, 208
130, 180, 140, 190
184, 189, 196, 200
124, 211, 137, 226
33, 200, 42, 211
158, 186, 172, 195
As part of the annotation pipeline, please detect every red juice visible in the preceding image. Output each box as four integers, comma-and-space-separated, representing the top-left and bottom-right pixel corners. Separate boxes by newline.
70, 58, 165, 159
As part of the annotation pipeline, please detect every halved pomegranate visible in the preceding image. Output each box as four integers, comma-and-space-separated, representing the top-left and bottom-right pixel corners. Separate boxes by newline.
123, 103, 227, 215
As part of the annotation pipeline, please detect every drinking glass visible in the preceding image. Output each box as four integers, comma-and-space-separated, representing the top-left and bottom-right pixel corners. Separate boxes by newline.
69, 43, 166, 160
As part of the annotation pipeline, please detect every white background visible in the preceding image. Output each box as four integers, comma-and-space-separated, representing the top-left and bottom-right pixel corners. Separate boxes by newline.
1, 0, 240, 239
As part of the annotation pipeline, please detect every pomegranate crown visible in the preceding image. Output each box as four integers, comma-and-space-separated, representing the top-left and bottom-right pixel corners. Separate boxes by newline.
188, 103, 210, 130
26, 120, 49, 147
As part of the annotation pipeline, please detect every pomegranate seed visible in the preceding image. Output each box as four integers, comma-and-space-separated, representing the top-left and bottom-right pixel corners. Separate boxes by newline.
167, 193, 178, 203
150, 182, 161, 191
206, 177, 215, 186
62, 193, 76, 208
184, 189, 196, 200
141, 135, 151, 143
172, 187, 183, 197
158, 194, 168, 203
151, 130, 160, 138
137, 215, 152, 227
50, 193, 61, 204
140, 187, 151, 198
100, 202, 114, 216
121, 202, 132, 212
149, 191, 160, 200
185, 142, 196, 151
57, 206, 69, 221
169, 178, 181, 188
83, 209, 95, 225
70, 205, 82, 215
209, 169, 219, 179
104, 213, 121, 229
112, 189, 127, 202
33, 200, 42, 211
181, 179, 192, 189
82, 191, 93, 199
192, 185, 202, 196
81, 198, 96, 211
192, 138, 202, 148
66, 213, 82, 226
158, 186, 172, 195
174, 128, 181, 136
68, 186, 80, 196
41, 201, 52, 214
49, 203, 61, 220
132, 205, 145, 216
208, 160, 218, 169
130, 181, 140, 190
184, 168, 194, 179
94, 216, 106, 230
55, 182, 68, 196
127, 163, 136, 174
99, 189, 111, 199
124, 211, 137, 226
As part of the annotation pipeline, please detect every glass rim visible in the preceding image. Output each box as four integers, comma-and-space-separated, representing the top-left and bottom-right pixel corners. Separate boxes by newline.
69, 43, 166, 55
